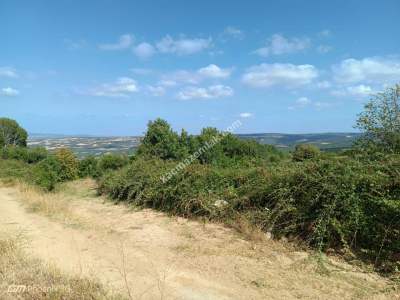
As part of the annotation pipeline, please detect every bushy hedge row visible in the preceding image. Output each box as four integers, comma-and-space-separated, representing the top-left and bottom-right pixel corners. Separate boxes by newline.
0, 146, 130, 191
99, 155, 400, 271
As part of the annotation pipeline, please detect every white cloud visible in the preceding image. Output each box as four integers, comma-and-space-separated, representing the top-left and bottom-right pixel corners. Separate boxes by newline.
0, 67, 18, 78
1, 87, 19, 96
333, 57, 400, 84
146, 85, 165, 96
85, 77, 138, 98
163, 70, 201, 85
289, 97, 333, 110
197, 64, 232, 79
223, 26, 244, 40
99, 34, 134, 50
317, 45, 332, 53
239, 112, 253, 118
296, 97, 311, 106
159, 79, 178, 87
332, 84, 375, 98
316, 81, 332, 89
177, 85, 233, 100
242, 63, 318, 88
156, 35, 212, 55
254, 34, 311, 57
132, 42, 155, 59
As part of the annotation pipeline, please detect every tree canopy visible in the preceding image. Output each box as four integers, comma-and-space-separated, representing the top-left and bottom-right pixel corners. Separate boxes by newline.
355, 83, 400, 153
0, 118, 28, 148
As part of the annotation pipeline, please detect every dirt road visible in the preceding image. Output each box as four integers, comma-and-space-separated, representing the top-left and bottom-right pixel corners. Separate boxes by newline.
0, 183, 395, 299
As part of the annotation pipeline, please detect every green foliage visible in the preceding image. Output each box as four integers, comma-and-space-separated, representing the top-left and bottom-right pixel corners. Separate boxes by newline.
33, 156, 63, 191
99, 154, 400, 272
54, 148, 79, 181
355, 83, 400, 154
97, 153, 129, 173
292, 144, 321, 161
0, 146, 48, 163
0, 118, 28, 148
78, 155, 100, 178
136, 118, 284, 166
0, 159, 33, 182
137, 118, 181, 159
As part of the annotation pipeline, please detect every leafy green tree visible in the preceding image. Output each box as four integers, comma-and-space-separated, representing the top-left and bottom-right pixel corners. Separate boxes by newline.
0, 118, 28, 148
355, 83, 400, 153
137, 118, 181, 159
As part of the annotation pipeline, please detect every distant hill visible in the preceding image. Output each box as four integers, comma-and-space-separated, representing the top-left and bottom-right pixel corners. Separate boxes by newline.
238, 132, 361, 151
28, 132, 361, 157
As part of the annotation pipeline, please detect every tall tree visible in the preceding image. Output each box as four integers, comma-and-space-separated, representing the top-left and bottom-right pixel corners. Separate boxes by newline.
0, 118, 28, 148
355, 84, 400, 153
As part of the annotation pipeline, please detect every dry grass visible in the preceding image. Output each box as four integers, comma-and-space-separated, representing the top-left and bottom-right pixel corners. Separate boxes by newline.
14, 182, 84, 227
0, 232, 122, 300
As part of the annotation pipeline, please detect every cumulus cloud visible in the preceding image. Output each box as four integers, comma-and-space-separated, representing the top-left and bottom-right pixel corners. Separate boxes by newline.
156, 35, 212, 55
239, 112, 253, 118
222, 26, 244, 40
98, 34, 134, 50
242, 63, 318, 88
132, 42, 156, 59
177, 85, 233, 100
197, 64, 232, 79
0, 67, 18, 78
254, 34, 311, 57
332, 84, 375, 98
161, 64, 232, 86
333, 57, 400, 84
1, 87, 19, 96
289, 97, 333, 110
146, 85, 166, 96
85, 77, 138, 98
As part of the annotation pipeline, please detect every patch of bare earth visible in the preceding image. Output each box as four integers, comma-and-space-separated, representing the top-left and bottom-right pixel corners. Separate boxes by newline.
0, 180, 398, 299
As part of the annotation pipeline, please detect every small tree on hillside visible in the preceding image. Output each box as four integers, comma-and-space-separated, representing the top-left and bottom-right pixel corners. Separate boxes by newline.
137, 118, 181, 159
0, 118, 28, 148
355, 84, 400, 153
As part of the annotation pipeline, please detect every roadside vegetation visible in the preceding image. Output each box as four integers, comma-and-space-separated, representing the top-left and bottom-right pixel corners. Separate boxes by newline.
1, 83, 400, 277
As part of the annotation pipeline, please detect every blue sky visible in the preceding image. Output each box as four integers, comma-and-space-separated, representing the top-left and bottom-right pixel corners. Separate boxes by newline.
1, 0, 399, 136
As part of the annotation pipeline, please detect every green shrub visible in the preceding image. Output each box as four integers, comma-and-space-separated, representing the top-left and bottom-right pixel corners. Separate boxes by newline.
292, 144, 321, 161
99, 155, 400, 272
54, 148, 79, 181
98, 154, 129, 173
33, 156, 63, 191
0, 159, 33, 182
78, 155, 100, 178
0, 146, 48, 164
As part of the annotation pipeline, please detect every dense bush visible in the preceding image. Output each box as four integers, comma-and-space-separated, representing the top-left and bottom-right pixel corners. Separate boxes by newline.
0, 146, 48, 163
78, 155, 100, 178
97, 154, 129, 173
54, 148, 79, 181
292, 144, 321, 161
33, 156, 63, 191
99, 155, 400, 271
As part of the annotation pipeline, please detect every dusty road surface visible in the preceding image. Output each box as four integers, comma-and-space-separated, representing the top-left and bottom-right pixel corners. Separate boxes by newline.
0, 181, 397, 299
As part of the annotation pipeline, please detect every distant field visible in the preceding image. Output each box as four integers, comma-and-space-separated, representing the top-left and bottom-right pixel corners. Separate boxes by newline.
28, 132, 360, 157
